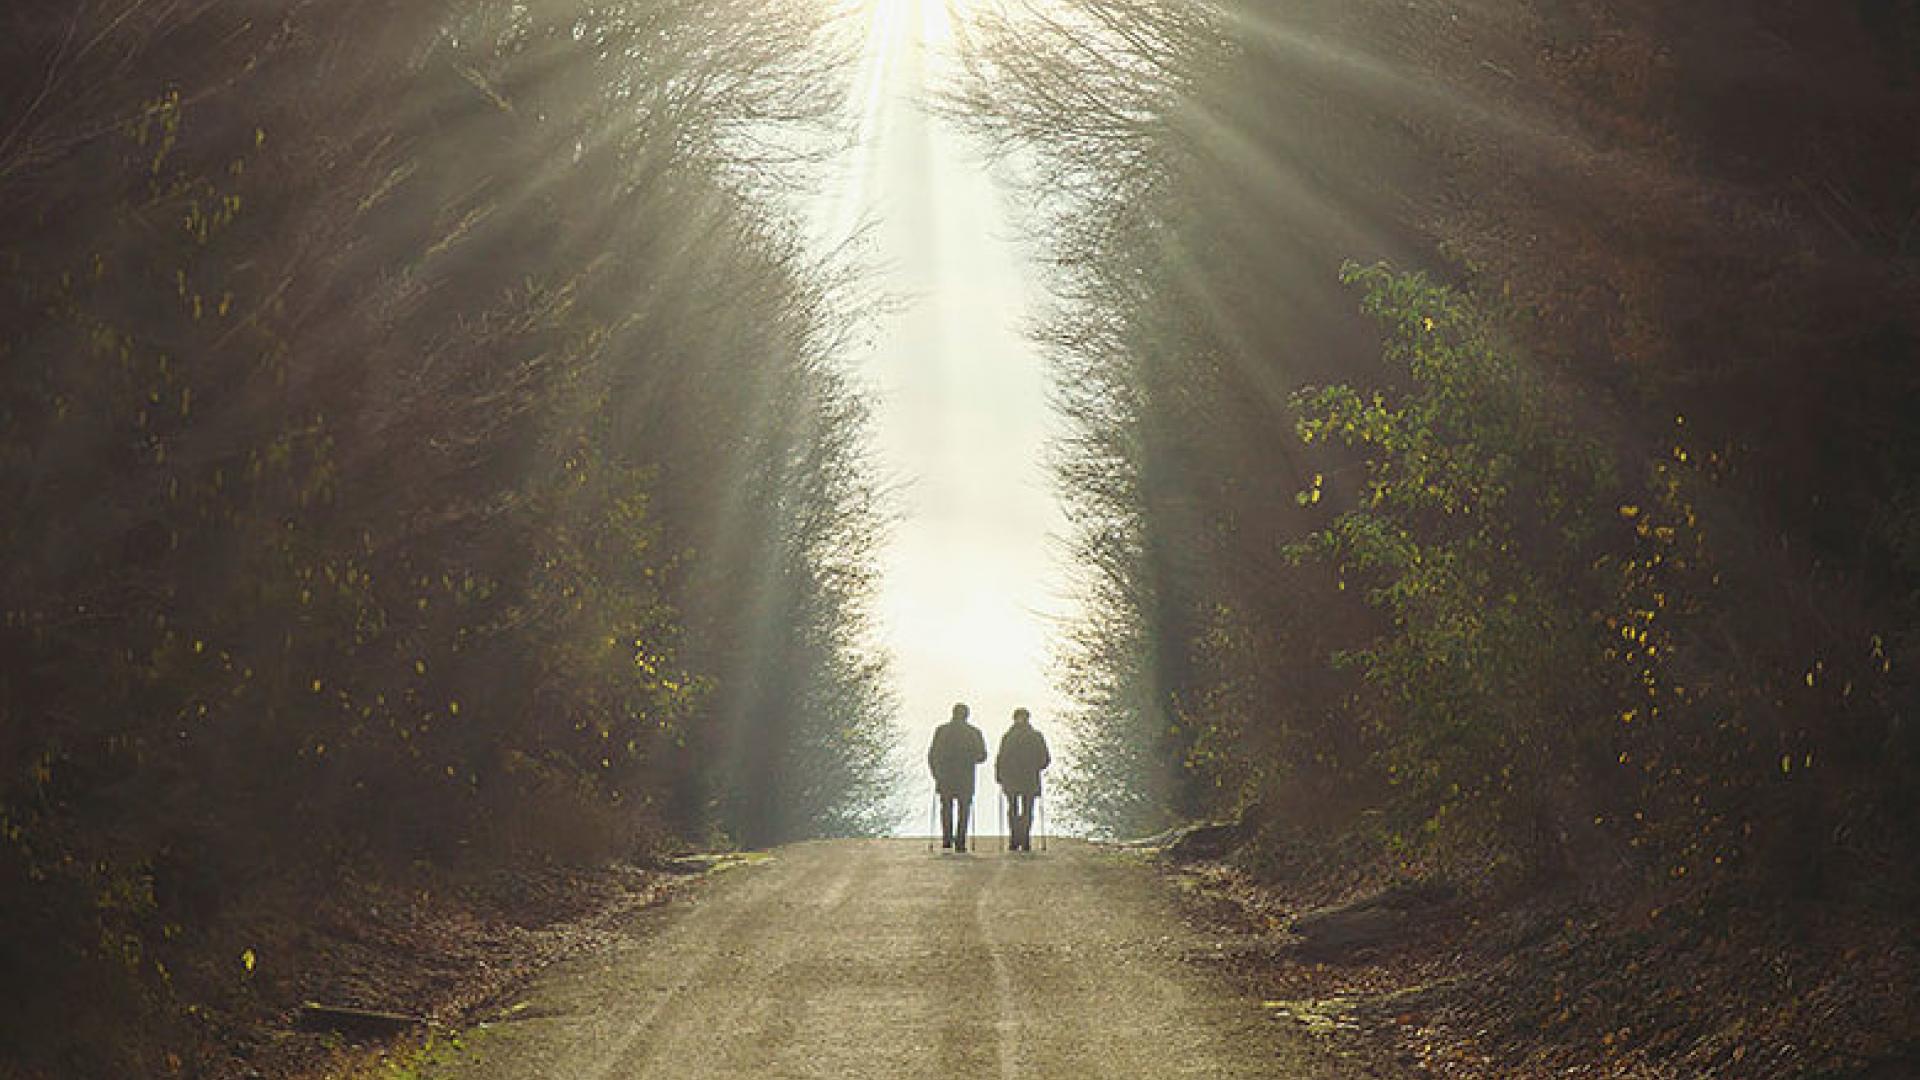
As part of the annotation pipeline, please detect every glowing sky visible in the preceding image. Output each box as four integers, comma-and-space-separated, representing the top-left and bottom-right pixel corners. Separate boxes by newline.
811, 0, 1078, 835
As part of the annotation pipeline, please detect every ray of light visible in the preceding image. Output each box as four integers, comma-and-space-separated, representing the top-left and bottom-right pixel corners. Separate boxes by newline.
814, 0, 909, 248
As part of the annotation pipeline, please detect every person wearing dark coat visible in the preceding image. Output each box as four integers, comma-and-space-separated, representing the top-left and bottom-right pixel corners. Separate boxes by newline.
995, 707, 1052, 852
927, 702, 988, 851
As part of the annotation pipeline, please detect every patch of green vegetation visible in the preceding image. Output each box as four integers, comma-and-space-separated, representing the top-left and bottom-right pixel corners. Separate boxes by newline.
1261, 997, 1361, 1036
352, 1028, 489, 1080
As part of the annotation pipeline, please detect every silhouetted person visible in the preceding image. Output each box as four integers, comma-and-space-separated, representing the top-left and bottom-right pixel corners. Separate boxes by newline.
928, 702, 987, 851
995, 707, 1052, 852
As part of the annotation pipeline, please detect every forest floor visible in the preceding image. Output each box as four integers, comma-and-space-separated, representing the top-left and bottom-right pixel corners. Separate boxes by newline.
1163, 843, 1920, 1079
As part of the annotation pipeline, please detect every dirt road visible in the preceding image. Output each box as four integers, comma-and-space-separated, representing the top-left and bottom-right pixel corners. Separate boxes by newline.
444, 838, 1344, 1079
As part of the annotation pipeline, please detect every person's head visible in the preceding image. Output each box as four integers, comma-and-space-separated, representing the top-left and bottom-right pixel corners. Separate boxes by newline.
952, 702, 970, 721
1012, 707, 1030, 726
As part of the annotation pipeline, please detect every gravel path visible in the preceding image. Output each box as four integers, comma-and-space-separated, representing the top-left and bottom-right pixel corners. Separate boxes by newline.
447, 838, 1347, 1079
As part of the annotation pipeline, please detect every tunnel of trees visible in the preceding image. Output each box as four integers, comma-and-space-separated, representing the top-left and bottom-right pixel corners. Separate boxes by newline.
4, 0, 1919, 1075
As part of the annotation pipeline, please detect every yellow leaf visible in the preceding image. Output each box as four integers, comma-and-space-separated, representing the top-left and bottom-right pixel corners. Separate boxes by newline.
240, 948, 255, 973
1619, 505, 1640, 519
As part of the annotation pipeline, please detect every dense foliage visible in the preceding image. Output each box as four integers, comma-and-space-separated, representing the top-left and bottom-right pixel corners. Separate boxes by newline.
958, 0, 1920, 906
0, 1, 894, 1071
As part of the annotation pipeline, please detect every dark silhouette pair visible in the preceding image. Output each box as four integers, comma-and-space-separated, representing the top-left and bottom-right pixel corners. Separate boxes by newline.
927, 703, 1052, 852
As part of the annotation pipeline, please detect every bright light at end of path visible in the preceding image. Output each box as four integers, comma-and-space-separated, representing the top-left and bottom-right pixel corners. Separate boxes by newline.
841, 0, 957, 46
811, 0, 1081, 835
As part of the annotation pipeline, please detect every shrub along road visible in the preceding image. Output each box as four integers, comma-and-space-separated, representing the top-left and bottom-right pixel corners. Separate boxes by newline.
440, 839, 1347, 1079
